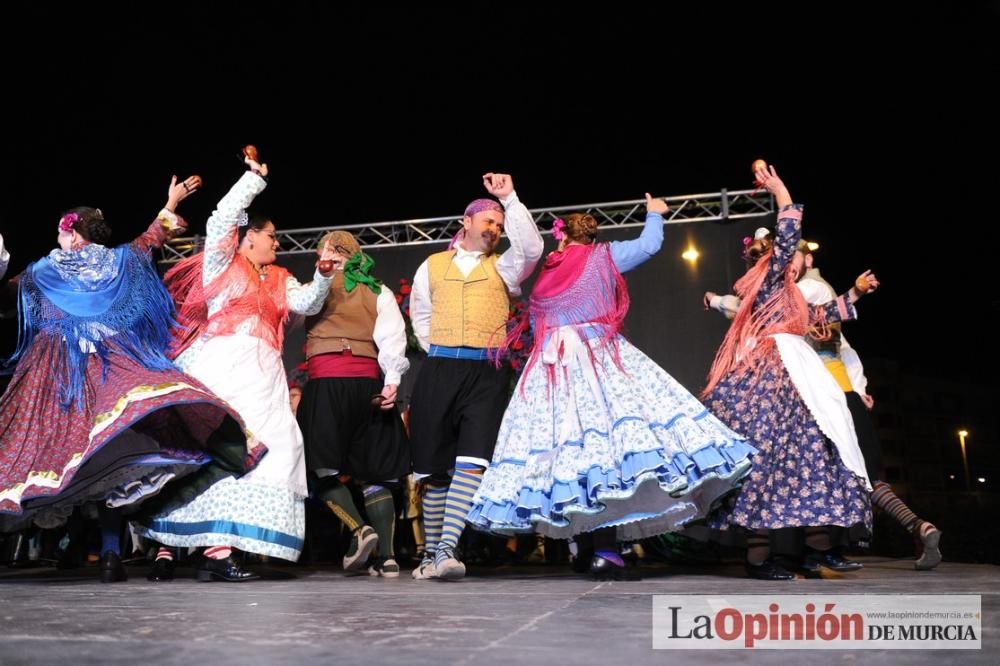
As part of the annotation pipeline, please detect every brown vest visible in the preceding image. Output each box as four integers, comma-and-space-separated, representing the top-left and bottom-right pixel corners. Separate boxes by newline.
305, 272, 379, 359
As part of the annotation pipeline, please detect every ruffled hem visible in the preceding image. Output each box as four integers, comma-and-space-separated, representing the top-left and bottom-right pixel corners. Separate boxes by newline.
468, 438, 756, 540
1, 454, 210, 531
135, 476, 305, 561
138, 525, 303, 562
0, 385, 257, 517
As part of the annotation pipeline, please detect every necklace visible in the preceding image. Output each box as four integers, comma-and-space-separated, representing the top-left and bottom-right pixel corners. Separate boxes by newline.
245, 255, 269, 281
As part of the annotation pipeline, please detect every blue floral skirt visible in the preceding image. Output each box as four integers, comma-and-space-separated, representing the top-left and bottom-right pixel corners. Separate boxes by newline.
468, 333, 755, 540
703, 348, 872, 533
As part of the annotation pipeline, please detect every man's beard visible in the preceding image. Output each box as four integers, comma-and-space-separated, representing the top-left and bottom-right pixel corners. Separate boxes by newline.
479, 231, 498, 253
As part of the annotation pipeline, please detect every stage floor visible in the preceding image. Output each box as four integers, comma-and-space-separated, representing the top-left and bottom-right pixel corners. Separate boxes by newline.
0, 557, 996, 664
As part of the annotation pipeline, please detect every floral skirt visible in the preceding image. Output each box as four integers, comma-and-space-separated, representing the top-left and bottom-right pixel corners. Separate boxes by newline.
702, 347, 872, 534
469, 331, 755, 540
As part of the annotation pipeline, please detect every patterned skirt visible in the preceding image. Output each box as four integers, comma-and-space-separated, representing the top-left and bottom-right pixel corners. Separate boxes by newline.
468, 330, 756, 540
703, 346, 872, 534
0, 333, 261, 530
136, 333, 307, 561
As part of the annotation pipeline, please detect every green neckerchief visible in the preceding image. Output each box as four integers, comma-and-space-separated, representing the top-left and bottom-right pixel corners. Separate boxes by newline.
343, 251, 382, 294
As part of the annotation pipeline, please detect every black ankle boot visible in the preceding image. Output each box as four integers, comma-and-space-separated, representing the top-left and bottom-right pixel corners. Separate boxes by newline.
99, 551, 128, 583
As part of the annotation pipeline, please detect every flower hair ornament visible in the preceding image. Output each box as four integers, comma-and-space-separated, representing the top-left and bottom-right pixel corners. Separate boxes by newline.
742, 227, 772, 260
58, 212, 80, 233
552, 218, 566, 241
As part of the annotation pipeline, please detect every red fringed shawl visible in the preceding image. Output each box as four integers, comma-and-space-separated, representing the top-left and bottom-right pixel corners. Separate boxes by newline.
701, 249, 810, 398
164, 248, 291, 359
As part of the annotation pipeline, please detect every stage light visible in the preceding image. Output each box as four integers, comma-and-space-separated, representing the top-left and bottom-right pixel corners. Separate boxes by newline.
978, 477, 986, 484
682, 247, 699, 262
959, 430, 971, 492
807, 241, 819, 252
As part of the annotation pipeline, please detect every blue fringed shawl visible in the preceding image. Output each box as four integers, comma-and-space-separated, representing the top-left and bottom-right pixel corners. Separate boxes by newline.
9, 244, 179, 411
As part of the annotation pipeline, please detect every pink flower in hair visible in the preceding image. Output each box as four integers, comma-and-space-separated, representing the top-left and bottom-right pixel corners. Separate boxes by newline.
59, 212, 80, 233
552, 218, 566, 241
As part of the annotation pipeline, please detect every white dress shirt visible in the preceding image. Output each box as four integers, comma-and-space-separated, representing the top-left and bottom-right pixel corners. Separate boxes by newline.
409, 191, 543, 351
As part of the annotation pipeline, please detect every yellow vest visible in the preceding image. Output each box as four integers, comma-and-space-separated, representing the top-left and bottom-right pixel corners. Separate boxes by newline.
427, 250, 509, 348
823, 358, 854, 392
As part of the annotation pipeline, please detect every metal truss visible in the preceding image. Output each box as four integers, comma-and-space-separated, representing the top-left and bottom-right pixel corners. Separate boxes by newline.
159, 188, 774, 264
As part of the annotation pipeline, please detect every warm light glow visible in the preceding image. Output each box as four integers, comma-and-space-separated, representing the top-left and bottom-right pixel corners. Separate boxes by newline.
978, 478, 986, 483
959, 430, 969, 438
682, 247, 699, 262
949, 475, 956, 480
806, 241, 819, 252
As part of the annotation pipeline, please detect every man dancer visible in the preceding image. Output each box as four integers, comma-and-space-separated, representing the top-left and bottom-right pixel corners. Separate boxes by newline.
408, 172, 543, 580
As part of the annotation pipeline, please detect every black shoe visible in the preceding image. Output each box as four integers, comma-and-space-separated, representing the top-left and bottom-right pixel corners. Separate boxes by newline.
746, 558, 795, 581
196, 555, 260, 582
99, 551, 128, 583
147, 557, 176, 582
589, 554, 641, 581
803, 549, 863, 573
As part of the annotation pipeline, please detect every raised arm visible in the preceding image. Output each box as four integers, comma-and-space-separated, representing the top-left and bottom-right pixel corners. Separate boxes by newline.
486, 173, 544, 295
203, 159, 268, 285
130, 175, 201, 254
610, 193, 667, 273
812, 269, 880, 325
754, 165, 802, 301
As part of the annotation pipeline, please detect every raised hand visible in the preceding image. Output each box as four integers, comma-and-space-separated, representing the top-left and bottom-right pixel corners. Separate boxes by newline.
245, 155, 269, 178
855, 269, 880, 294
482, 172, 514, 199
166, 174, 202, 211
753, 164, 786, 196
645, 192, 669, 215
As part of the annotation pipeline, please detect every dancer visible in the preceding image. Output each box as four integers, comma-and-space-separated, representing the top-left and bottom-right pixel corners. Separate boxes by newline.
0, 176, 262, 582
407, 172, 544, 580
136, 153, 336, 581
468, 194, 756, 579
297, 230, 410, 576
701, 163, 876, 580
704, 237, 941, 570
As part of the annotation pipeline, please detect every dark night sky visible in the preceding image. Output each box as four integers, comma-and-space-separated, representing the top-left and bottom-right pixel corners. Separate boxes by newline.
1, 2, 997, 385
